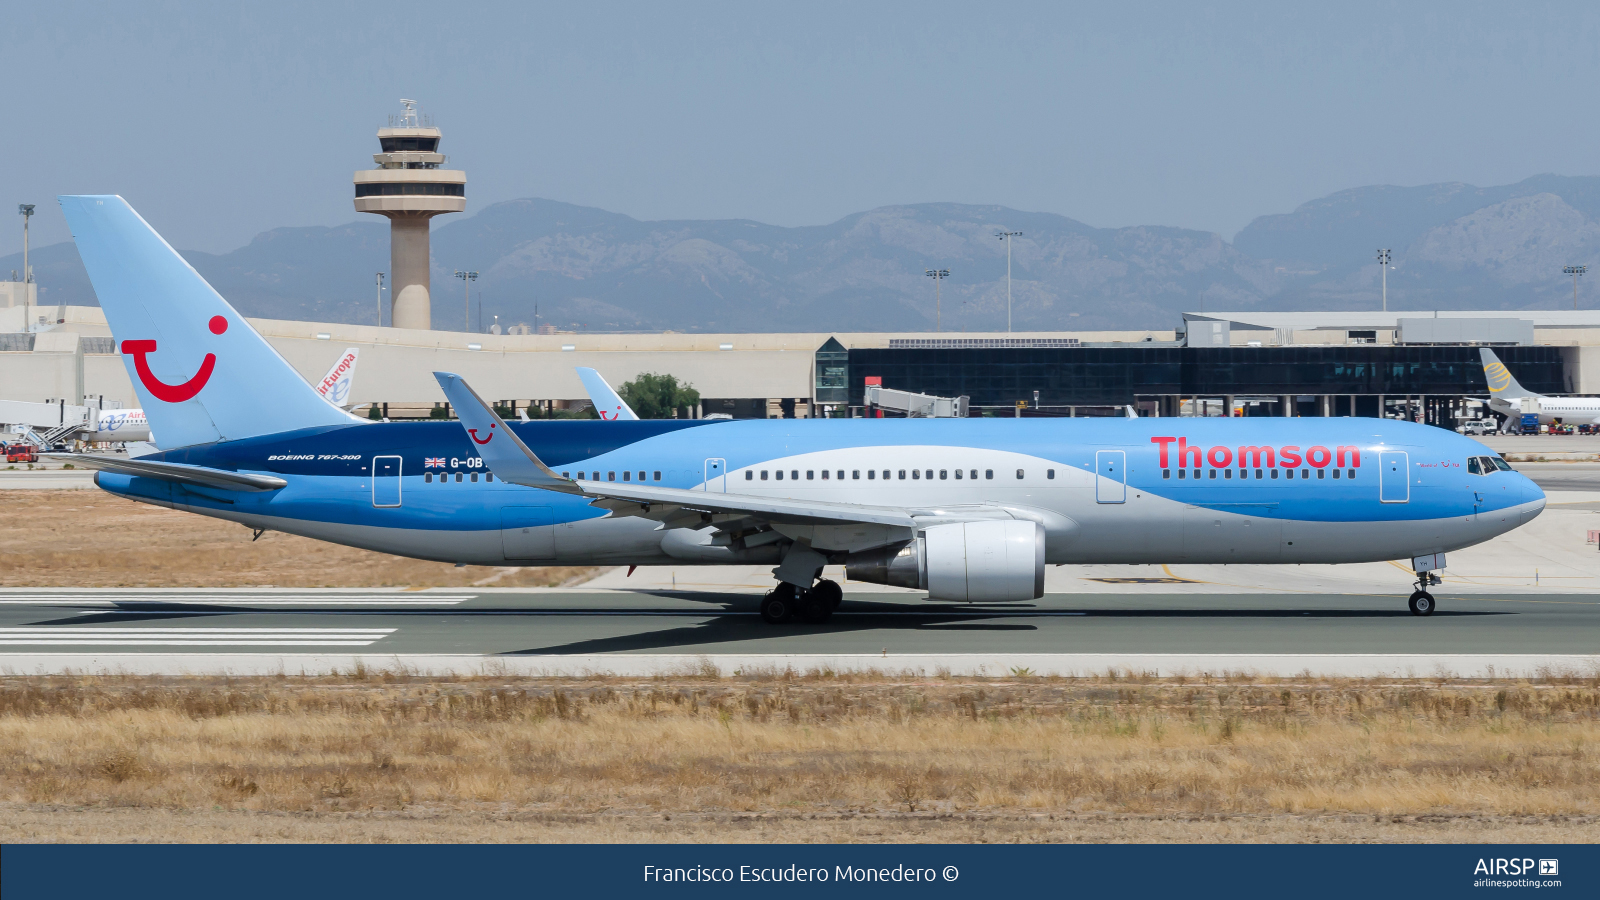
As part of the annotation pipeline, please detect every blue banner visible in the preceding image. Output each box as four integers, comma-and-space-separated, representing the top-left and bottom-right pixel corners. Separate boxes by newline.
2, 843, 1591, 899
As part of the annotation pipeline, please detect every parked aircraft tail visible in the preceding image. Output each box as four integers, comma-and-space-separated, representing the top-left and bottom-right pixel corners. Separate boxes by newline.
316, 348, 361, 408
1479, 348, 1533, 399
58, 195, 358, 448
576, 367, 639, 420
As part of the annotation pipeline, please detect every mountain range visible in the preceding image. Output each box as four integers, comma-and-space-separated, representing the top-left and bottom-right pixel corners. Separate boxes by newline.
9, 174, 1600, 333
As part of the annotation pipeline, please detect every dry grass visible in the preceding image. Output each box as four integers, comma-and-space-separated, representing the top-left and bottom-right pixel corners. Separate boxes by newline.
2, 672, 1599, 842
0, 490, 598, 588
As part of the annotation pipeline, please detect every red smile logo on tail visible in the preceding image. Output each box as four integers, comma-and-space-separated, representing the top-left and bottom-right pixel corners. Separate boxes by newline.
121, 316, 228, 403
469, 422, 496, 445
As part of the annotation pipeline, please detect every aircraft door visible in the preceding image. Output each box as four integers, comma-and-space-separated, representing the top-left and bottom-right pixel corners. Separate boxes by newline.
372, 455, 402, 507
704, 458, 726, 492
1379, 451, 1409, 503
501, 506, 555, 560
1095, 450, 1126, 503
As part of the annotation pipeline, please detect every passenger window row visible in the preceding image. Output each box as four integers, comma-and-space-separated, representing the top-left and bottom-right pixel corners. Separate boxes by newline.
741, 468, 1053, 481
561, 471, 663, 482
1160, 468, 1357, 481
424, 472, 495, 484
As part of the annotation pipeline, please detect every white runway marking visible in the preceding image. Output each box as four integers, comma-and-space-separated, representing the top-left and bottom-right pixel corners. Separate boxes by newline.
0, 595, 467, 606
0, 627, 395, 646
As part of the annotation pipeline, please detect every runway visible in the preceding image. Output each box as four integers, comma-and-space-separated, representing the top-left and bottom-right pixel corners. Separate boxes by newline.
3, 450, 1595, 677
2, 587, 1597, 677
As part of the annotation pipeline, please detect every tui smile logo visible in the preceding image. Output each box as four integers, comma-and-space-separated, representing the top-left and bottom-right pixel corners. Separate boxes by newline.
121, 315, 228, 403
468, 422, 496, 445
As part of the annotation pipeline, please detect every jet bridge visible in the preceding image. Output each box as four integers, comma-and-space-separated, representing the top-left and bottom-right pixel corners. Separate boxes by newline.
863, 384, 969, 418
0, 399, 92, 446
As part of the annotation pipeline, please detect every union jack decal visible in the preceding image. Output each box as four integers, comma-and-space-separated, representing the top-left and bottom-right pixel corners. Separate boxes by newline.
424, 457, 446, 468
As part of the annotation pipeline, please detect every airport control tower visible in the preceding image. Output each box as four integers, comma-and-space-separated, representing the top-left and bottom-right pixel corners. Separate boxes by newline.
353, 100, 466, 330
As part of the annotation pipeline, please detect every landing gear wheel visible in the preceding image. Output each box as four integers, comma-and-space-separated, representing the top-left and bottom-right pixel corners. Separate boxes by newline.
1408, 590, 1435, 617
811, 579, 843, 611
761, 583, 798, 624
798, 589, 833, 624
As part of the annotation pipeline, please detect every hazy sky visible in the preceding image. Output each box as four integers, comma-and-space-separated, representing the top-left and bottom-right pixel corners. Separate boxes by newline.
6, 1, 1600, 256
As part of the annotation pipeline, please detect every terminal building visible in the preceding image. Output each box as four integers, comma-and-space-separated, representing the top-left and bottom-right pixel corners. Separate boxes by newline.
1, 303, 1596, 433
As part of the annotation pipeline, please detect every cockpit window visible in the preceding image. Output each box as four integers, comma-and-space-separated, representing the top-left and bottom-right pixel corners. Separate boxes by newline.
1491, 456, 1513, 472
1467, 458, 1482, 475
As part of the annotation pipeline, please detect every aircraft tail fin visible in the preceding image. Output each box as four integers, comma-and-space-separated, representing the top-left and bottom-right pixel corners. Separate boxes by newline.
1479, 348, 1534, 398
59, 195, 357, 448
576, 367, 639, 420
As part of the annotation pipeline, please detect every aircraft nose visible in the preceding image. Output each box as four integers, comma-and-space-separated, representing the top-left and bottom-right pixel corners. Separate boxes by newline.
1521, 474, 1546, 524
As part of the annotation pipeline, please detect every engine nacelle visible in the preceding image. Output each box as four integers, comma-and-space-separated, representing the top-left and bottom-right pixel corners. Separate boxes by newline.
845, 520, 1045, 601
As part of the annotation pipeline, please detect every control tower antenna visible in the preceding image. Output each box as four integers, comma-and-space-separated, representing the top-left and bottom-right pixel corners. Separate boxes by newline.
354, 99, 466, 330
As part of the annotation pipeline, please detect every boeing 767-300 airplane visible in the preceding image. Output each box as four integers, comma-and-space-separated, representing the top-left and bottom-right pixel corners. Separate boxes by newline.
53, 196, 1544, 622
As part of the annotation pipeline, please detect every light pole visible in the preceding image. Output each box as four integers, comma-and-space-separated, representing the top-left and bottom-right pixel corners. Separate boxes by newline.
19, 204, 34, 331
924, 268, 949, 332
375, 273, 386, 327
995, 231, 1022, 332
454, 270, 478, 332
1564, 265, 1587, 309
1376, 249, 1392, 312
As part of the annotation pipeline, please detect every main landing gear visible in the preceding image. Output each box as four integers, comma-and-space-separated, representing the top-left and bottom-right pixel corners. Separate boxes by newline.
1408, 572, 1442, 617
760, 579, 842, 625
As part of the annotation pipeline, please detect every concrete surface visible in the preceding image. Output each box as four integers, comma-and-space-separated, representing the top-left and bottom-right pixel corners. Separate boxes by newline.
2, 584, 1598, 677
0, 469, 98, 490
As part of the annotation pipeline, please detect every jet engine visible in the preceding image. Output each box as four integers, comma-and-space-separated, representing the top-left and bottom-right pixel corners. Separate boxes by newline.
845, 520, 1045, 601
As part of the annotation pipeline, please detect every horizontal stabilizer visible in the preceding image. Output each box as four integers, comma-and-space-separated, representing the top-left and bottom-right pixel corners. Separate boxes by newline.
46, 454, 287, 492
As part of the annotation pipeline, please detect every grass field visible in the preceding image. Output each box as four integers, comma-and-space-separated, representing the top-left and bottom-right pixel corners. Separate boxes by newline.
0, 490, 597, 588
2, 671, 1598, 843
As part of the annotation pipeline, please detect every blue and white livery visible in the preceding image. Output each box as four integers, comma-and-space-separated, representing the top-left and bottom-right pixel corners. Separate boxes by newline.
55, 195, 1545, 623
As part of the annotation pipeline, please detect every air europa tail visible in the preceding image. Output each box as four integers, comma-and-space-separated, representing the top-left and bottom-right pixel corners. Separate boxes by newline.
59, 195, 358, 448
1479, 348, 1533, 399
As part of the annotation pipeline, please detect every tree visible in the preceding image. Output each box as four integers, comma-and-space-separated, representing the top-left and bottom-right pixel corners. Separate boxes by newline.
618, 373, 701, 419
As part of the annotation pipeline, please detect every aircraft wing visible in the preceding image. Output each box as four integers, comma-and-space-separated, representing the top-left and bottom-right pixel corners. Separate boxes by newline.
433, 371, 915, 532
45, 453, 287, 492
576, 367, 639, 420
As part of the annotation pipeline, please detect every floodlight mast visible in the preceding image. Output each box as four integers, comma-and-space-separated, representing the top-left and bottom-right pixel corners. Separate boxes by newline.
375, 273, 386, 327
455, 270, 478, 331
1564, 265, 1587, 309
1376, 249, 1392, 312
995, 231, 1022, 332
18, 204, 34, 332
925, 268, 950, 331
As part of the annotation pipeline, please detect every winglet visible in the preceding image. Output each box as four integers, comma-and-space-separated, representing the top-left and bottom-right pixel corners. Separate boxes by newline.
432, 372, 583, 494
576, 367, 639, 420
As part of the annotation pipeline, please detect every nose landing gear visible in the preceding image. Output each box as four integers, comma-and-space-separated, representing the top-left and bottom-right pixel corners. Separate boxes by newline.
1408, 572, 1441, 617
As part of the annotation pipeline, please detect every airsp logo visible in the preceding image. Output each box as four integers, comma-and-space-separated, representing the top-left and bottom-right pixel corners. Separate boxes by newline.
1474, 858, 1548, 876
